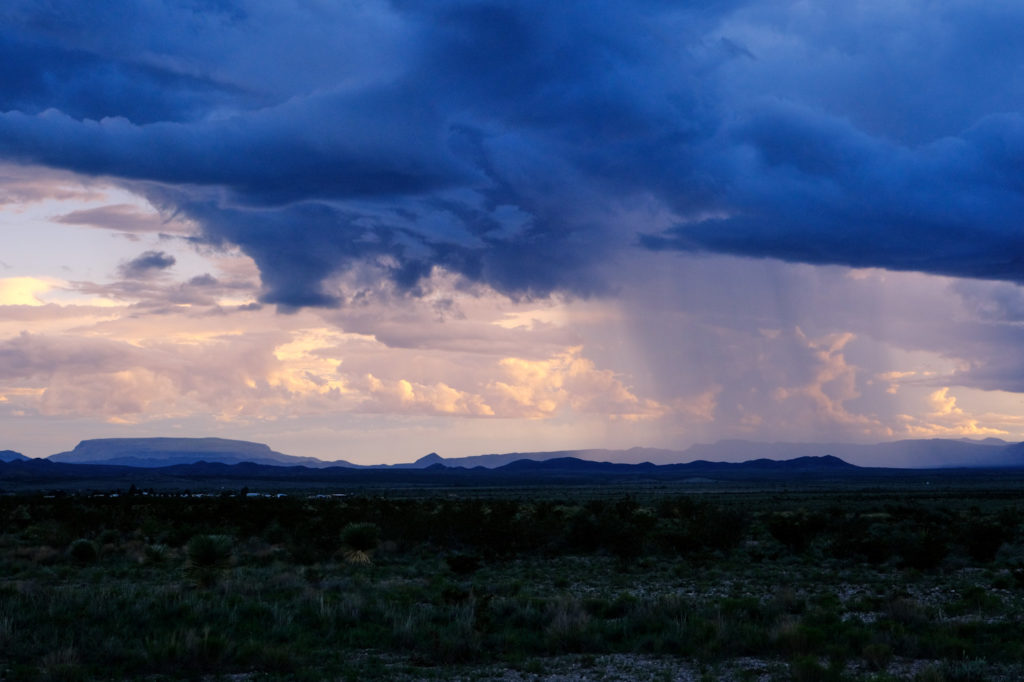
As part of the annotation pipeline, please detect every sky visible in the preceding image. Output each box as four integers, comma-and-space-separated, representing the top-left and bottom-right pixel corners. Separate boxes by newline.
3, 0, 1024, 463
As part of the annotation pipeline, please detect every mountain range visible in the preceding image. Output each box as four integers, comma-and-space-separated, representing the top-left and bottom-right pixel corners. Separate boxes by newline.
371, 439, 1024, 469
0, 453, 873, 488
7, 436, 1024, 470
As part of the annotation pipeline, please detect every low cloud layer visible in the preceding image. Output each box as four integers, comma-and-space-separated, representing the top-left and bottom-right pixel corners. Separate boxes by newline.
1, 1, 1024, 306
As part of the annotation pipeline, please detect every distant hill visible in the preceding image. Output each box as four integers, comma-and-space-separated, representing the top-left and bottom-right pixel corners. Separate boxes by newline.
0, 449, 28, 462
421, 439, 1024, 469
384, 452, 446, 469
47, 438, 356, 468
497, 454, 856, 475
0, 453, 864, 487
671, 454, 857, 472
498, 457, 660, 473
399, 439, 1024, 469
680, 439, 1024, 468
439, 447, 694, 468
414, 450, 611, 468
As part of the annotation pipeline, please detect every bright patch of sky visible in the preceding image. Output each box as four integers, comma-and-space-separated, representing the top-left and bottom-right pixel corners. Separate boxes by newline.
0, 175, 207, 289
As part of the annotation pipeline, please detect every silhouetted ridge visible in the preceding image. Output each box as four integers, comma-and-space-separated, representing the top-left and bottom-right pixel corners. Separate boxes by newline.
495, 455, 853, 474
498, 457, 658, 473
680, 438, 1024, 468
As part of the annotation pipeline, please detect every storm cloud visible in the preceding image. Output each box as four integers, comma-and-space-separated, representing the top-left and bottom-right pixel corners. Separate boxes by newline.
1, 0, 1024, 306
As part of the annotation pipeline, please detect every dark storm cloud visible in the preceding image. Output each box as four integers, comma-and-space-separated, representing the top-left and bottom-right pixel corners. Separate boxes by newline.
3, 0, 1024, 306
119, 250, 176, 279
0, 33, 253, 125
643, 104, 1024, 281
0, 89, 466, 201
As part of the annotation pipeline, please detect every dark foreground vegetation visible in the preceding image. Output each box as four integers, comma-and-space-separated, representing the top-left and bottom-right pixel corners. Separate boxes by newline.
3, 483, 1024, 680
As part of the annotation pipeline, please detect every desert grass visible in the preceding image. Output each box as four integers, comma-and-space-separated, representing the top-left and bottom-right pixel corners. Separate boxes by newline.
1, 488, 1024, 679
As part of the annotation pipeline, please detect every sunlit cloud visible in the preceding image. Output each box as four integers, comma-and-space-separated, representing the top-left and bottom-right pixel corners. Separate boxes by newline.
358, 374, 495, 417
891, 387, 1014, 439
0, 276, 58, 305
491, 347, 670, 421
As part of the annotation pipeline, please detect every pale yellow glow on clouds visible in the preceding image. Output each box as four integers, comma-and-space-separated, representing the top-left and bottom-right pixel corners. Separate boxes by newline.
0, 276, 122, 309
492, 297, 618, 330
359, 373, 495, 416
894, 387, 1024, 439
491, 347, 670, 421
0, 274, 677, 435
0, 277, 58, 305
269, 328, 351, 396
879, 370, 920, 394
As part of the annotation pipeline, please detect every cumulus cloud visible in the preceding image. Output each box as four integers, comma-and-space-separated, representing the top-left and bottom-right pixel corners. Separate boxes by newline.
490, 348, 671, 421
0, 329, 297, 421
885, 387, 1024, 440
356, 374, 495, 417
0, 279, 672, 428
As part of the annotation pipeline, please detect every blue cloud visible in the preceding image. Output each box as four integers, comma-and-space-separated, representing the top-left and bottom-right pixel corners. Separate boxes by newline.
119, 250, 176, 279
2, 0, 1024, 306
0, 32, 251, 124
645, 103, 1024, 282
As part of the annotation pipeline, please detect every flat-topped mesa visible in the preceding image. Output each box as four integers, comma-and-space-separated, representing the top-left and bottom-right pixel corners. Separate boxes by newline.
46, 437, 353, 468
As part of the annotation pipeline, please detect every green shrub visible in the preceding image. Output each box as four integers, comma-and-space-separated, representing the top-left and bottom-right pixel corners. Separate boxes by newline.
67, 538, 98, 564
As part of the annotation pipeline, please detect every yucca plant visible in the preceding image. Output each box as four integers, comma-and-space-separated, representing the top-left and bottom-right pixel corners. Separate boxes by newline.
340, 522, 380, 565
143, 543, 169, 565
184, 534, 233, 587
